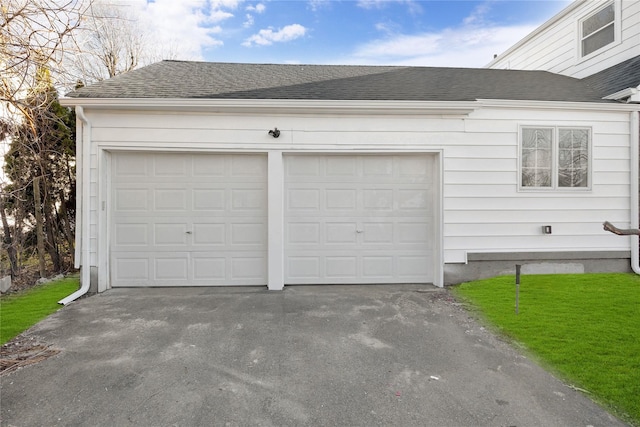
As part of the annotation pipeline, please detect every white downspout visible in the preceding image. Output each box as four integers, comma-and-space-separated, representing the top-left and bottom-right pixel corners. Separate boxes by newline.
630, 111, 639, 275
59, 106, 92, 304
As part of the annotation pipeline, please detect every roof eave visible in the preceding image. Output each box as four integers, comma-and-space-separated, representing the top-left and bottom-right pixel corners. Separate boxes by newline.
602, 86, 640, 104
477, 98, 640, 111
58, 98, 478, 116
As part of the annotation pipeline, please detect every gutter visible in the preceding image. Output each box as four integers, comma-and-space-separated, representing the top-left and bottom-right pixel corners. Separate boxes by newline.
631, 111, 640, 274
59, 106, 92, 305
59, 98, 477, 116
603, 86, 640, 103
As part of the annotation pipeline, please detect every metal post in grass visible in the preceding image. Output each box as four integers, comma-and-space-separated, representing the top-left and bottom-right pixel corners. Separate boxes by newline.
515, 264, 521, 315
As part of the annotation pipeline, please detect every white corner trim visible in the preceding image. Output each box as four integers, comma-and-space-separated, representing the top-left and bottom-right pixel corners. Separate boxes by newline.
267, 151, 284, 290
630, 111, 639, 275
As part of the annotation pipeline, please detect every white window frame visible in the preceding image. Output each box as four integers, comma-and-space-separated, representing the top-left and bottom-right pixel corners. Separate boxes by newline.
518, 126, 592, 192
577, 0, 621, 61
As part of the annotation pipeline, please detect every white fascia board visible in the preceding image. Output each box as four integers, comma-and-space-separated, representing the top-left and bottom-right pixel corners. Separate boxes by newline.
58, 98, 477, 116
485, 0, 587, 68
477, 98, 640, 112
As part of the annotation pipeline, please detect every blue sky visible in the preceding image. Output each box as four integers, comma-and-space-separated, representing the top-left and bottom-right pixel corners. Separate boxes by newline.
130, 0, 572, 67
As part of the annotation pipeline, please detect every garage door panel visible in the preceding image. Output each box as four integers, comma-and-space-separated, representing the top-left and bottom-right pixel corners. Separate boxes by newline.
191, 256, 226, 281
154, 154, 188, 177
326, 189, 356, 210
114, 257, 149, 281
111, 153, 267, 287
153, 223, 189, 246
114, 223, 148, 246
362, 256, 394, 278
230, 222, 266, 245
397, 222, 431, 243
231, 256, 267, 280
326, 257, 357, 278
114, 153, 149, 177
326, 156, 356, 176
398, 189, 430, 210
361, 223, 393, 243
288, 189, 320, 210
363, 157, 393, 177
193, 155, 225, 176
288, 257, 321, 278
192, 189, 225, 210
231, 155, 267, 176
192, 223, 225, 245
115, 188, 149, 211
154, 188, 188, 211
398, 256, 431, 277
231, 188, 266, 211
154, 256, 189, 280
287, 223, 320, 244
285, 154, 434, 284
363, 189, 394, 210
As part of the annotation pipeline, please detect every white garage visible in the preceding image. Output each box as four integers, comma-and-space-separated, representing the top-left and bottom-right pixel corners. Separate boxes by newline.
58, 61, 638, 300
284, 154, 436, 284
110, 152, 268, 287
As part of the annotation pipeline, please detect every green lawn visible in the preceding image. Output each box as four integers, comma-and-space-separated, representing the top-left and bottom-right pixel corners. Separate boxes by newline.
0, 276, 80, 345
452, 273, 640, 425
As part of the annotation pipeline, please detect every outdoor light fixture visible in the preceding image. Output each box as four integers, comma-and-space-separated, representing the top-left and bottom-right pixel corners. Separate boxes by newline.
268, 128, 280, 138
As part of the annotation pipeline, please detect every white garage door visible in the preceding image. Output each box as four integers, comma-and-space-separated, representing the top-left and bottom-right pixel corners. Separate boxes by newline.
284, 154, 435, 284
111, 152, 267, 287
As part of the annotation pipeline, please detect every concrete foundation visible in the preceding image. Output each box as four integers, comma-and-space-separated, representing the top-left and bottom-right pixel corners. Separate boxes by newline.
444, 251, 632, 285
80, 266, 99, 294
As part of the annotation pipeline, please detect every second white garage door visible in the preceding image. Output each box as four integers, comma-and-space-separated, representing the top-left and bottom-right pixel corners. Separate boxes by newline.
284, 154, 436, 284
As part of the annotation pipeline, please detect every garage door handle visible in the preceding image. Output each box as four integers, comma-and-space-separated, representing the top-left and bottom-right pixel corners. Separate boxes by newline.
356, 230, 363, 233
185, 231, 192, 234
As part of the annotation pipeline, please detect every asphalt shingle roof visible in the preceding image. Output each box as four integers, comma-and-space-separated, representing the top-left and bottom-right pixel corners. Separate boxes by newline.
67, 60, 612, 103
583, 54, 640, 97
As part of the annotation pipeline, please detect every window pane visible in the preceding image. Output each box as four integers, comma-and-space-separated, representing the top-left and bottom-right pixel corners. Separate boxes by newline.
522, 128, 552, 187
558, 129, 589, 188
582, 4, 614, 37
582, 24, 615, 56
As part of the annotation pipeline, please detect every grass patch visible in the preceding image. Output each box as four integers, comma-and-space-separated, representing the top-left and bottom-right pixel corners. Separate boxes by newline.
452, 273, 640, 425
0, 276, 80, 345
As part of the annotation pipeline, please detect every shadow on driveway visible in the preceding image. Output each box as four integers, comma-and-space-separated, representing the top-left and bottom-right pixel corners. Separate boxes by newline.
0, 285, 626, 426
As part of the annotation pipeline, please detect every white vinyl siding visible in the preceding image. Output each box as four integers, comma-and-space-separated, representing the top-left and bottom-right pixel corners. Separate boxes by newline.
487, 0, 638, 79
84, 106, 632, 289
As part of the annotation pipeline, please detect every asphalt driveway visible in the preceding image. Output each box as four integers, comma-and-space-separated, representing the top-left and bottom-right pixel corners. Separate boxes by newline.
0, 285, 625, 426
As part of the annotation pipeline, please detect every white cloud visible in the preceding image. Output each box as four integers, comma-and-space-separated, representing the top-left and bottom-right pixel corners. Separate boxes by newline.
244, 3, 264, 28
246, 3, 266, 13
350, 23, 537, 67
122, 0, 239, 60
357, 0, 422, 14
463, 2, 491, 25
243, 24, 307, 47
347, 1, 540, 68
244, 13, 255, 28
